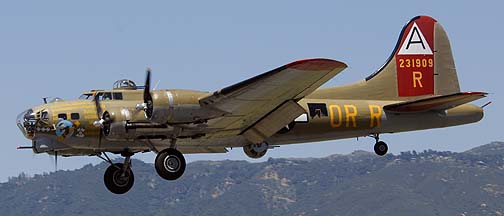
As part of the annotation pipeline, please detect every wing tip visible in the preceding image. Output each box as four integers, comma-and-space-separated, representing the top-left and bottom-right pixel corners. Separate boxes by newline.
462, 91, 488, 96
287, 58, 347, 71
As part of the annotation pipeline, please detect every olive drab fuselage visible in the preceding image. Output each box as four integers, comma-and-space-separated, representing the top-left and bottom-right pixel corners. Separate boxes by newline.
19, 87, 483, 156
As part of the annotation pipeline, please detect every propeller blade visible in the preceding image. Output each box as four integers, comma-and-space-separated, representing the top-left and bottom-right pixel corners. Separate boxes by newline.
144, 68, 153, 118
93, 92, 107, 128
145, 68, 151, 97
94, 92, 102, 119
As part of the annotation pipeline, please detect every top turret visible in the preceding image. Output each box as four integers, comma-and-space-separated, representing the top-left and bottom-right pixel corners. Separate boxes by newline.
113, 79, 138, 90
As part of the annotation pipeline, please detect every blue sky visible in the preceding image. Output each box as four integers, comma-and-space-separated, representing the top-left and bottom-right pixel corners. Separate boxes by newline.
0, 1, 502, 182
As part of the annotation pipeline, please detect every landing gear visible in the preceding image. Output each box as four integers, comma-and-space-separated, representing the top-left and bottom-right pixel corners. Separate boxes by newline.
374, 141, 388, 156
155, 148, 186, 180
243, 142, 268, 159
101, 152, 134, 194
98, 147, 187, 194
370, 134, 388, 156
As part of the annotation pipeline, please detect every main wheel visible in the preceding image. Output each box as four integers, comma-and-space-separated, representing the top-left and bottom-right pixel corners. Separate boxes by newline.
374, 141, 388, 156
104, 163, 134, 194
155, 148, 186, 180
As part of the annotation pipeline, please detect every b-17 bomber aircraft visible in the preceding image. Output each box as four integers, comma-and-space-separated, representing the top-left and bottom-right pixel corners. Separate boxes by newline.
17, 16, 488, 194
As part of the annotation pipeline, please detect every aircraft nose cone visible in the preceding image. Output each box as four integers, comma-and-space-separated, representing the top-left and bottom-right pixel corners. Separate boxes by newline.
16, 109, 36, 140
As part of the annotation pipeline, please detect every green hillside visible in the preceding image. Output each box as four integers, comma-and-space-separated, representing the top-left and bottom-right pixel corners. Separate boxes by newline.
1, 142, 504, 216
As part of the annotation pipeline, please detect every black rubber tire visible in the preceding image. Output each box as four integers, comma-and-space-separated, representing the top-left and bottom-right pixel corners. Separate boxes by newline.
243, 144, 268, 159
155, 148, 186, 181
374, 141, 388, 156
104, 163, 134, 194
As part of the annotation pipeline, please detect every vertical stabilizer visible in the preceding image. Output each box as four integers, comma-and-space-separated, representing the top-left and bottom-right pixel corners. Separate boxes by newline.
310, 16, 461, 100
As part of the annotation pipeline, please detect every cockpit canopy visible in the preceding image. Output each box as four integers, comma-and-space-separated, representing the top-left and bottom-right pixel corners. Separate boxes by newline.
78, 79, 138, 100
48, 97, 64, 103
113, 79, 138, 90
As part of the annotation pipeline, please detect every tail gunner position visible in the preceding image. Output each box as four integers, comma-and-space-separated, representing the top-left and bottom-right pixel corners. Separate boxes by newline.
16, 16, 488, 194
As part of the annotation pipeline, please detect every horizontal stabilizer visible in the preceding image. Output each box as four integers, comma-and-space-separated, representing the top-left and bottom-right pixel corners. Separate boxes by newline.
383, 92, 487, 113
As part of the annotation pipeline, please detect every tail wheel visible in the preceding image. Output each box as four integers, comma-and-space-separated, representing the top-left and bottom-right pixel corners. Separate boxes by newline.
243, 142, 268, 159
104, 163, 134, 194
374, 141, 388, 156
155, 148, 186, 180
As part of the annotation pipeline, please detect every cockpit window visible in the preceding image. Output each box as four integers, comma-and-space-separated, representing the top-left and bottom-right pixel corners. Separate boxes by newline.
41, 111, 49, 121
80, 92, 121, 101
79, 94, 94, 100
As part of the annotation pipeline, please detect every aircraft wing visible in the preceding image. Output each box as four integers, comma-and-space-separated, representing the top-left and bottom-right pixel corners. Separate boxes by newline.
200, 58, 347, 143
383, 92, 487, 113
178, 146, 228, 154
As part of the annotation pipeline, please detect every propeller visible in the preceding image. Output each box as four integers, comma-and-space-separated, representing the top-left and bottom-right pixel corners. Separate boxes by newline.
136, 68, 154, 119
93, 91, 104, 127
94, 68, 153, 133
92, 91, 112, 136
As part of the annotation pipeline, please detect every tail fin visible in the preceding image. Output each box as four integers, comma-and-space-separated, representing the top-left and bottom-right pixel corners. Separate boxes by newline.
313, 16, 460, 100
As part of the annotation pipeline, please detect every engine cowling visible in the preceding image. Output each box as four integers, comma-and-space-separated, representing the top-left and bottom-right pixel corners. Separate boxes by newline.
104, 121, 135, 141
148, 90, 172, 123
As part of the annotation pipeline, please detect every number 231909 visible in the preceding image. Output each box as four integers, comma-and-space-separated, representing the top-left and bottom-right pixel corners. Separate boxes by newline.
398, 58, 433, 68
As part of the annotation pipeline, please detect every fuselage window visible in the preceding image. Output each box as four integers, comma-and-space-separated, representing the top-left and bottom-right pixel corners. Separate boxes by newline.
58, 113, 67, 120
102, 92, 112, 100
70, 113, 80, 120
113, 92, 123, 100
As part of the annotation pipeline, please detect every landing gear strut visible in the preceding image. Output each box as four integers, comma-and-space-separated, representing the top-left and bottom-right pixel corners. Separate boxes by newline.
155, 148, 186, 180
371, 134, 388, 156
100, 152, 135, 194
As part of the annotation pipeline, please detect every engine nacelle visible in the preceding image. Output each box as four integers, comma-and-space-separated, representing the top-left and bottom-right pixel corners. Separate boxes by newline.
104, 121, 176, 141
148, 90, 210, 124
